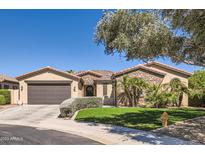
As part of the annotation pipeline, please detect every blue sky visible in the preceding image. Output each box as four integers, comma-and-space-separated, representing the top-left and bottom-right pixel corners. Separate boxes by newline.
0, 10, 202, 77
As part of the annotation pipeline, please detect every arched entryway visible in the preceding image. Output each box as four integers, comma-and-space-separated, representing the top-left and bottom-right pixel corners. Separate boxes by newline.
85, 86, 94, 96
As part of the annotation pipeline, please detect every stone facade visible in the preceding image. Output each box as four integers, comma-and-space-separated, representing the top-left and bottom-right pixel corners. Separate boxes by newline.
115, 69, 164, 84
114, 69, 164, 106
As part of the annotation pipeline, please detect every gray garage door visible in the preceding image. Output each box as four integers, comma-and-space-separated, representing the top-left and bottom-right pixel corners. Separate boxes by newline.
28, 83, 71, 104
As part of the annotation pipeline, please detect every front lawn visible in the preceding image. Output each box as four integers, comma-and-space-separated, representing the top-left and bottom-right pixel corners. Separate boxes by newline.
75, 107, 205, 131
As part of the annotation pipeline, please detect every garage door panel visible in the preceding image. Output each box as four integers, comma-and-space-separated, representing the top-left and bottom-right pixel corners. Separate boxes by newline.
28, 84, 71, 104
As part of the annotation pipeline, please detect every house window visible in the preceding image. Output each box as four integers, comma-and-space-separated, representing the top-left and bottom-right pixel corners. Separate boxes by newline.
0, 84, 2, 89
103, 84, 107, 96
13, 86, 18, 89
3, 84, 9, 89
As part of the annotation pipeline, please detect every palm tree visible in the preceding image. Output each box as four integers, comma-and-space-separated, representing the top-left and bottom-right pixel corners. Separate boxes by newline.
117, 76, 148, 107
129, 77, 148, 106
146, 84, 177, 108
164, 78, 189, 107
66, 70, 75, 74
146, 84, 163, 108
117, 75, 133, 106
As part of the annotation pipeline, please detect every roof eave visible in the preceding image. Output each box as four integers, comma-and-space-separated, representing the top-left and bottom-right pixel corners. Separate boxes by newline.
16, 67, 80, 81
113, 65, 166, 78
145, 61, 193, 77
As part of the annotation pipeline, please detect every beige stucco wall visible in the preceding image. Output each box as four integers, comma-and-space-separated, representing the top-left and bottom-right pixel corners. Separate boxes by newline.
96, 83, 114, 105
78, 83, 84, 97
9, 89, 19, 104
19, 71, 78, 104
107, 84, 113, 98
147, 65, 189, 106
96, 83, 113, 97
71, 80, 79, 98
96, 84, 103, 97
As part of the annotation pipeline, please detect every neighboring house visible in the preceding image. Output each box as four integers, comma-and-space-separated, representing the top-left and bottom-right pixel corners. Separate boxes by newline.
0, 74, 19, 89
15, 61, 192, 106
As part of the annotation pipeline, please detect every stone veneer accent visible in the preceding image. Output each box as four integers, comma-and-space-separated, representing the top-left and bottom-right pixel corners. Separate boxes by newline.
115, 69, 164, 106
116, 69, 164, 84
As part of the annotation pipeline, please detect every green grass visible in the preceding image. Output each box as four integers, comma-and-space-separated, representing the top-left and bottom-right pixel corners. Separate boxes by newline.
75, 107, 205, 131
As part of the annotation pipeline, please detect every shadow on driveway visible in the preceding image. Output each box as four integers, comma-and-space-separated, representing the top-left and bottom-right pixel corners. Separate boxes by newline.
0, 124, 102, 145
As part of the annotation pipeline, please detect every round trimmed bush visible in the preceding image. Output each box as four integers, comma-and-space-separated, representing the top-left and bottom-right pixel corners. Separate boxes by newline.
0, 95, 6, 105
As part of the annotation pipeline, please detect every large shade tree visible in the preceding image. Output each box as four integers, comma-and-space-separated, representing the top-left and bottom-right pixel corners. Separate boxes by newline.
189, 70, 205, 100
95, 9, 205, 67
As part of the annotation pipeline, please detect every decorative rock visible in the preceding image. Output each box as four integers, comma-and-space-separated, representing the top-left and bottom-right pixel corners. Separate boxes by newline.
161, 112, 169, 127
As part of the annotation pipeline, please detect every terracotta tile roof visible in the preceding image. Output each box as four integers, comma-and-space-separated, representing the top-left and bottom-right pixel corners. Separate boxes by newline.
0, 74, 18, 83
113, 64, 166, 77
144, 61, 193, 77
16, 66, 80, 81
75, 70, 113, 85
75, 70, 102, 77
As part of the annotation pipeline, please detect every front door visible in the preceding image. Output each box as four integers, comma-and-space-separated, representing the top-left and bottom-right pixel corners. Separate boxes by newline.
85, 86, 94, 96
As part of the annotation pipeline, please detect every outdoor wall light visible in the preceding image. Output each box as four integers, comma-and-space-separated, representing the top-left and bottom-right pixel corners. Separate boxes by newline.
21, 86, 23, 91
73, 86, 76, 92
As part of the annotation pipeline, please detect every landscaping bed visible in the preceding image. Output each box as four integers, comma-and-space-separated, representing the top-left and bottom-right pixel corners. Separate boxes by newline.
153, 116, 205, 144
0, 104, 15, 111
75, 107, 205, 131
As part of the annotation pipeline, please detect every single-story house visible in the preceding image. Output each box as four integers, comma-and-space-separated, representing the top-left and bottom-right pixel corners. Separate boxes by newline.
14, 61, 192, 106
0, 74, 19, 89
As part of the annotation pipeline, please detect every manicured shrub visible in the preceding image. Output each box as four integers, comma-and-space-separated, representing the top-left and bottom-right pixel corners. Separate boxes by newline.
59, 97, 103, 118
189, 96, 205, 107
0, 95, 6, 105
0, 90, 11, 104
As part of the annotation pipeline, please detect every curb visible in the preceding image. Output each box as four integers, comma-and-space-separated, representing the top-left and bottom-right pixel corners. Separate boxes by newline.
71, 110, 79, 120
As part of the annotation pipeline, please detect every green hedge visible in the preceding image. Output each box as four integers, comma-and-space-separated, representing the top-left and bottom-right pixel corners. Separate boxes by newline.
0, 95, 6, 105
0, 90, 11, 104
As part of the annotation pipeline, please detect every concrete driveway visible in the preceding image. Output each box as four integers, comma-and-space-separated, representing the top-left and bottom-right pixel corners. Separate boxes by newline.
0, 105, 60, 124
0, 105, 101, 145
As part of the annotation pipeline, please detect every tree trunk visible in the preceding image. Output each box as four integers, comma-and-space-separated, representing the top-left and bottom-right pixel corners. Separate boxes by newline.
178, 94, 183, 107
133, 87, 137, 107
125, 89, 133, 107
136, 90, 142, 107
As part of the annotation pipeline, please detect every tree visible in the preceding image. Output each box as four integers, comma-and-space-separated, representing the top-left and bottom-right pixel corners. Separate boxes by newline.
164, 78, 189, 107
95, 9, 205, 67
129, 77, 148, 106
66, 70, 75, 74
117, 75, 148, 107
189, 70, 205, 99
117, 75, 133, 106
145, 84, 177, 108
